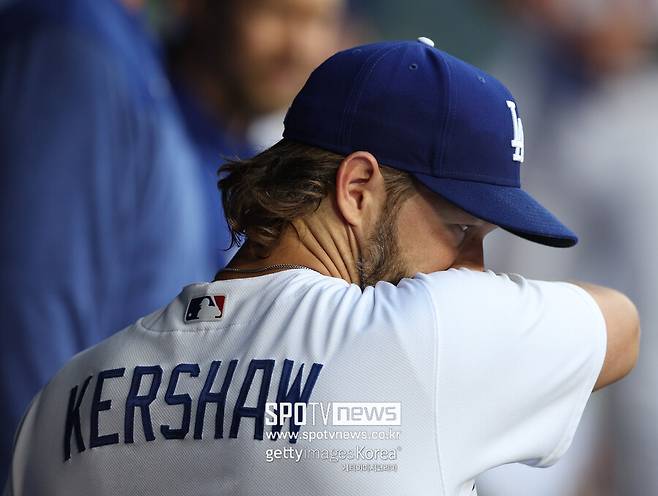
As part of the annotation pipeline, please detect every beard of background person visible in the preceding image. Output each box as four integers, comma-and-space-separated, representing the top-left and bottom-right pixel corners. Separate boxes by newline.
356, 196, 409, 289
226, 0, 343, 116
169, 0, 344, 134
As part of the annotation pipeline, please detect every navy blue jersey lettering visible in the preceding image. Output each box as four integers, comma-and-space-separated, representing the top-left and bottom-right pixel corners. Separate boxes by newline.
90, 368, 125, 449
124, 365, 163, 443
160, 363, 200, 440
63, 375, 92, 461
193, 360, 238, 440
61, 358, 325, 461
230, 359, 275, 440
271, 360, 324, 442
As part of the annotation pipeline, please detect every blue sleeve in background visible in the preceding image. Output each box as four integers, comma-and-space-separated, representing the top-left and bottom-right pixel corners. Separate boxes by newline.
0, 0, 214, 482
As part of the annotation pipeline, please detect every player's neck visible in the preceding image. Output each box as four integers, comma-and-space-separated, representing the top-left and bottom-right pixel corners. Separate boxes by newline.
215, 212, 360, 284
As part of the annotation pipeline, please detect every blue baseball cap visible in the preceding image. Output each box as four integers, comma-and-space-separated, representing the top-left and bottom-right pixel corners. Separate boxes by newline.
283, 38, 577, 247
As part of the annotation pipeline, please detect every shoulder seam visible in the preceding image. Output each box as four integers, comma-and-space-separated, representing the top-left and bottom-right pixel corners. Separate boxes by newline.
417, 276, 448, 495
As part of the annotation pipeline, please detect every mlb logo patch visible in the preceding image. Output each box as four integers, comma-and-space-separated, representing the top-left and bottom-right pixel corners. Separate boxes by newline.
185, 295, 226, 322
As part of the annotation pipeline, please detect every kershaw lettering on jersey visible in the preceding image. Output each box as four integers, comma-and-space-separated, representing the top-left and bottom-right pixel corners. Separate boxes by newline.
63, 359, 323, 461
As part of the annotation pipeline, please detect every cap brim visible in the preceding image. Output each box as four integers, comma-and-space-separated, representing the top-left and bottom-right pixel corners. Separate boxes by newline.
412, 173, 578, 248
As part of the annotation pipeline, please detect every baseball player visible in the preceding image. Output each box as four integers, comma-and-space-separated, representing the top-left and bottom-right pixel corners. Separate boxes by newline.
4, 39, 639, 496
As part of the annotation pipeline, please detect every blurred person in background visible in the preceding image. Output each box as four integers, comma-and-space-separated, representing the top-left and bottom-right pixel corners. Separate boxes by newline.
164, 0, 346, 267
0, 0, 212, 483
479, 1, 658, 495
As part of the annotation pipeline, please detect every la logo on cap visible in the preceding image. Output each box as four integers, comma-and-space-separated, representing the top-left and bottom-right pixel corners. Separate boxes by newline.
506, 100, 524, 163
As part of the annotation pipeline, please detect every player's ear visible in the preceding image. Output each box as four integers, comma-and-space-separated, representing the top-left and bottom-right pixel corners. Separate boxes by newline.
334, 151, 386, 228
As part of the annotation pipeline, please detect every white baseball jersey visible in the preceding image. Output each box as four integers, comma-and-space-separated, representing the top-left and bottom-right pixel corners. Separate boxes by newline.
5, 268, 606, 496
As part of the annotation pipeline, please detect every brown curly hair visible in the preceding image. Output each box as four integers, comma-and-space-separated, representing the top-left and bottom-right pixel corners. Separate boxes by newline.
218, 139, 416, 257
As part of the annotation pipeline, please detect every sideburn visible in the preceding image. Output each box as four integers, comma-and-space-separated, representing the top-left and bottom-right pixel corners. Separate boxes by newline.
356, 199, 410, 289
